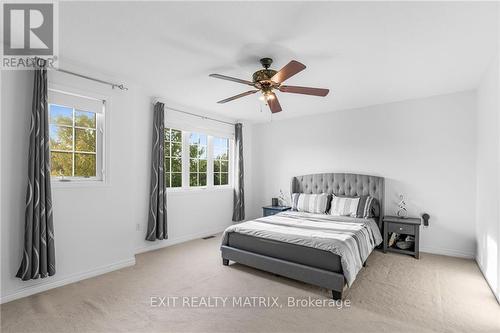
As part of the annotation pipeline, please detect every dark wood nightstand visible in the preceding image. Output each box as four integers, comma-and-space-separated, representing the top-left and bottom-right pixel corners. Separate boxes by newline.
383, 216, 421, 259
262, 206, 291, 217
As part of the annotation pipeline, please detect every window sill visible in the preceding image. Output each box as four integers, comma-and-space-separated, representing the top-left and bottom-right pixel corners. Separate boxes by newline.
166, 186, 233, 195
51, 179, 108, 189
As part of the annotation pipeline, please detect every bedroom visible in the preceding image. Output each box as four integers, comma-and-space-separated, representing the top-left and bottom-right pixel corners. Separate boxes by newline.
1, 1, 499, 332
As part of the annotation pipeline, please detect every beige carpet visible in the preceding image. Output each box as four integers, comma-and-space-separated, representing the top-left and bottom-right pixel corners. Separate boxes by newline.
1, 235, 500, 333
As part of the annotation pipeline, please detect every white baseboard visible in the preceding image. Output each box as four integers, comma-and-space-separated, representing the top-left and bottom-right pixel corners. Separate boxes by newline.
420, 246, 474, 259
1, 226, 229, 305
475, 258, 500, 304
0, 257, 136, 304
135, 224, 230, 254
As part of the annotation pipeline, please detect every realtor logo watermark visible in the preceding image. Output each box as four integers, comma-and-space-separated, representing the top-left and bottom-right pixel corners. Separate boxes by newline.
2, 2, 58, 69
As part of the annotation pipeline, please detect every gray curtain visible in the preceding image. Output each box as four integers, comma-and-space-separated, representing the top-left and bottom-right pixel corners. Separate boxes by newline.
146, 102, 168, 240
17, 58, 56, 281
232, 123, 245, 222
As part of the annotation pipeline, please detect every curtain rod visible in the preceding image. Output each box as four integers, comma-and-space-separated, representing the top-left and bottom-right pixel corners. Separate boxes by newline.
165, 106, 235, 126
152, 98, 235, 126
56, 68, 128, 91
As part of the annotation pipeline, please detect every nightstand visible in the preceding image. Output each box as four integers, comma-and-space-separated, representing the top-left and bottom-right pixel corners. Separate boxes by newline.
262, 206, 291, 217
383, 216, 421, 259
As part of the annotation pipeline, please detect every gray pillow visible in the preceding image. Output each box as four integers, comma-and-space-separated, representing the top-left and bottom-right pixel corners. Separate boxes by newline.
291, 193, 329, 214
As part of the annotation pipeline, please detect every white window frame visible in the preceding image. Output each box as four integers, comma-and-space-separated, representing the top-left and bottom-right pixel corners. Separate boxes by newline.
212, 136, 231, 187
48, 84, 109, 187
164, 128, 183, 188
164, 125, 233, 192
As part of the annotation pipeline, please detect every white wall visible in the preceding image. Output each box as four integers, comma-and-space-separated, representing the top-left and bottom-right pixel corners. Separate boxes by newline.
476, 54, 500, 301
249, 91, 477, 258
0, 68, 248, 303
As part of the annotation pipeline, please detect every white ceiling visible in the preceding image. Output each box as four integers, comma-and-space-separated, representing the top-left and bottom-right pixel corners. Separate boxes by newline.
59, 1, 498, 122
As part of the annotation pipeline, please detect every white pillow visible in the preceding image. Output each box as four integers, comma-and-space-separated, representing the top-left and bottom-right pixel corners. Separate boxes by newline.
291, 193, 329, 214
330, 195, 360, 217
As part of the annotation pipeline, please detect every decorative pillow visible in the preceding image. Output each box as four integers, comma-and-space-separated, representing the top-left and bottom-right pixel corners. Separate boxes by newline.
356, 196, 378, 218
329, 195, 360, 216
291, 193, 329, 214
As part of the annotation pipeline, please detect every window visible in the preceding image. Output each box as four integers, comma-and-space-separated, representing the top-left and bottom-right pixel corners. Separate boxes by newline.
164, 128, 182, 188
189, 132, 207, 187
48, 89, 104, 181
162, 126, 232, 190
213, 137, 229, 186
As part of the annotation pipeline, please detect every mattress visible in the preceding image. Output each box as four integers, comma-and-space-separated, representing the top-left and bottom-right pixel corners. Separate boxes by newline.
226, 232, 343, 273
222, 211, 382, 285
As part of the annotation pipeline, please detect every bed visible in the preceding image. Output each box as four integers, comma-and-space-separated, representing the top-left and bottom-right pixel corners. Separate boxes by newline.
220, 173, 384, 299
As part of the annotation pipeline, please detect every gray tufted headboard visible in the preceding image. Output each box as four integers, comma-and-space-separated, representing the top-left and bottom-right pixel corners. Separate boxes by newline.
291, 173, 385, 226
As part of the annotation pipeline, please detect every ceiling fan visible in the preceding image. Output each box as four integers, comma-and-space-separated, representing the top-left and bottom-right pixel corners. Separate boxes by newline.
209, 58, 329, 113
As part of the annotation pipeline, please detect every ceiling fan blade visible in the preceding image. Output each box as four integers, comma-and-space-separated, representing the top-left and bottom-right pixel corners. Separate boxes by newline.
267, 93, 282, 113
217, 90, 259, 104
271, 60, 306, 84
209, 74, 255, 86
279, 85, 329, 97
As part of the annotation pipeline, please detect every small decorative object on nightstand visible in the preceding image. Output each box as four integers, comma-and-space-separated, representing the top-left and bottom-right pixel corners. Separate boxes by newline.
278, 189, 287, 206
383, 215, 421, 259
262, 205, 291, 217
396, 194, 408, 218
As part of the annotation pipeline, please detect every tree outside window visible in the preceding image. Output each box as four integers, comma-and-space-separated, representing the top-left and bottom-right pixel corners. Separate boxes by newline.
164, 128, 182, 187
189, 132, 207, 187
213, 137, 229, 186
49, 104, 98, 178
